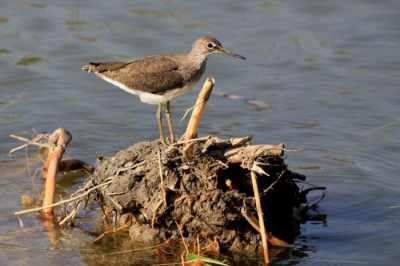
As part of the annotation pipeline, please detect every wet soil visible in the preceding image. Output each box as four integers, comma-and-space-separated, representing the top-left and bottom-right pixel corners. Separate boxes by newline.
84, 137, 316, 254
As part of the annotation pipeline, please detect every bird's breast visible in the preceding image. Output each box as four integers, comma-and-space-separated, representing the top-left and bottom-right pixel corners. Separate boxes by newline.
139, 81, 197, 105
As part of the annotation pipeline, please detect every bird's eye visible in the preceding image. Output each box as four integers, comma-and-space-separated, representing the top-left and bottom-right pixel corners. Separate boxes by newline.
206, 42, 213, 48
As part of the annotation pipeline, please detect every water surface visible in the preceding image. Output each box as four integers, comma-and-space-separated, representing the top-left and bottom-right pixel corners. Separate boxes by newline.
1, 0, 399, 265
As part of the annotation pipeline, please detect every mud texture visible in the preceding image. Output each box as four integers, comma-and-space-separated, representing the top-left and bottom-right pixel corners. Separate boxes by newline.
85, 137, 311, 254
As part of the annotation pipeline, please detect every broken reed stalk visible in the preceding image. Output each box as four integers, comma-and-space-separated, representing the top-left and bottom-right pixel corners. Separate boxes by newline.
250, 171, 269, 263
184, 78, 215, 157
42, 128, 72, 217
225, 143, 285, 164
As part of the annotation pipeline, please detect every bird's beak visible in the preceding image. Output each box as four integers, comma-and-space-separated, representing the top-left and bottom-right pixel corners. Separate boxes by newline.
219, 47, 246, 60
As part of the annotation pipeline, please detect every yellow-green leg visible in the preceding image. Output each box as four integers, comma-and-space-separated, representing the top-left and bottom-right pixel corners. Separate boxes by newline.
165, 101, 176, 143
156, 103, 167, 145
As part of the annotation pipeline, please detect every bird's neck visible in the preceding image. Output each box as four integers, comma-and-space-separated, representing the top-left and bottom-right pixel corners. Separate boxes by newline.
186, 52, 209, 70
181, 53, 207, 81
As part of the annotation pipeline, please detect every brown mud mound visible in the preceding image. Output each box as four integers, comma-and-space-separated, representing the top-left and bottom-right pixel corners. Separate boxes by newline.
85, 136, 318, 254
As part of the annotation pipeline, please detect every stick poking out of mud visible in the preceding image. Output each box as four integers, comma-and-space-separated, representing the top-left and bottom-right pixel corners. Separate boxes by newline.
184, 78, 215, 158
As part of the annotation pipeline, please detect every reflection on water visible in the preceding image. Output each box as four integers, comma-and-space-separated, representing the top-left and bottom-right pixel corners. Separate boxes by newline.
16, 56, 48, 66
1, 0, 400, 265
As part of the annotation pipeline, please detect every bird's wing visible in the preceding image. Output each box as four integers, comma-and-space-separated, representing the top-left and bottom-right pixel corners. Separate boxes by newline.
82, 55, 186, 95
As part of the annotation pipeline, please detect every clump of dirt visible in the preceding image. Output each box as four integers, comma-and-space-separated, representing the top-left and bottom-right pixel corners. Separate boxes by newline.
84, 136, 320, 254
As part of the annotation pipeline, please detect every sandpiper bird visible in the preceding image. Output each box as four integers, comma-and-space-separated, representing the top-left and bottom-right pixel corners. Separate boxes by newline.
82, 36, 245, 144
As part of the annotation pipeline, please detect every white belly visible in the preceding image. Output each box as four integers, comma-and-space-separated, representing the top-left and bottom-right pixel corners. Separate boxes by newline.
97, 74, 197, 105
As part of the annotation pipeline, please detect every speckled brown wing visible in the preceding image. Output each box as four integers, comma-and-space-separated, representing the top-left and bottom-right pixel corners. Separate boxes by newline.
82, 55, 186, 95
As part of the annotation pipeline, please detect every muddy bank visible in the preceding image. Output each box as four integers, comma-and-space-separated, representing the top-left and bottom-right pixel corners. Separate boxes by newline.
84, 136, 322, 254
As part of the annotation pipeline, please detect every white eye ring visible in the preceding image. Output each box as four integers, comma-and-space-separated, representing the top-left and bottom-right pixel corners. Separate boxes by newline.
206, 42, 214, 48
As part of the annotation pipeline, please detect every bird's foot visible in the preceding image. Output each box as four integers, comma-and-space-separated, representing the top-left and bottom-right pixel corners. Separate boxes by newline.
167, 136, 177, 145
159, 138, 169, 146
158, 136, 177, 146
161, 137, 176, 146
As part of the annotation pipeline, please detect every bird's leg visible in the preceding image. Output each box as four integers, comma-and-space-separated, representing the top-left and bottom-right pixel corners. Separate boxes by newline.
165, 101, 176, 143
156, 104, 167, 145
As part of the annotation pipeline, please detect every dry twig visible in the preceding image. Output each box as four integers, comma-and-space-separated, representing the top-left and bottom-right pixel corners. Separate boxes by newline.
250, 171, 269, 263
14, 179, 112, 217
241, 207, 293, 247
176, 221, 189, 254
0, 91, 26, 113
9, 133, 49, 155
158, 149, 167, 208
